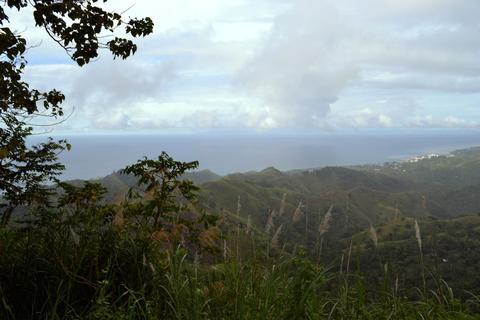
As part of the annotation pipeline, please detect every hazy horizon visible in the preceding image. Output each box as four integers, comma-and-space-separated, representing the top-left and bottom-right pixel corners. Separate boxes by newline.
15, 0, 480, 179
30, 129, 480, 180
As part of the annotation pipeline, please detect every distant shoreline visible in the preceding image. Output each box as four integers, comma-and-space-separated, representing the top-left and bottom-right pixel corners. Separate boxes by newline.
28, 131, 480, 181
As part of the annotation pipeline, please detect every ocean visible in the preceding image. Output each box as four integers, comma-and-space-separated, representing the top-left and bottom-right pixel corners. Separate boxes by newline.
30, 130, 480, 180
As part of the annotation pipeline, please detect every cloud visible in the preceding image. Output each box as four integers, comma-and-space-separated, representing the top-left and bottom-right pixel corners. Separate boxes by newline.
238, 0, 359, 128
93, 112, 130, 130
11, 0, 480, 131
408, 115, 480, 129
71, 59, 177, 112
323, 96, 415, 128
238, 0, 480, 129
24, 59, 177, 131
323, 96, 480, 129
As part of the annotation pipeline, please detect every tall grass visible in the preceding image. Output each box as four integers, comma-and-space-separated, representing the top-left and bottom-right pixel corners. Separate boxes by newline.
1, 174, 479, 319
415, 219, 427, 293
317, 205, 334, 262
1, 216, 479, 319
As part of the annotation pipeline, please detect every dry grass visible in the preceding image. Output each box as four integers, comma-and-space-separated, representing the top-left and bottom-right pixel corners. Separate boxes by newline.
271, 224, 283, 249
319, 205, 334, 236
265, 209, 275, 234
292, 201, 304, 222
414, 220, 422, 251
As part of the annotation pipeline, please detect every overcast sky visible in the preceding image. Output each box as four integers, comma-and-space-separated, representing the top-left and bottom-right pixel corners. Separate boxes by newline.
10, 0, 480, 133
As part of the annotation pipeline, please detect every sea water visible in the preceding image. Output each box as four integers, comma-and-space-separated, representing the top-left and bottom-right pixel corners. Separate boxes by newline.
29, 129, 480, 180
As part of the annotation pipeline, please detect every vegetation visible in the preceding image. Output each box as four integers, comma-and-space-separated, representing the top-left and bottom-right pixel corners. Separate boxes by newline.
0, 153, 220, 319
1, 177, 480, 318
1, 149, 480, 318
2, 1, 480, 319
0, 0, 153, 227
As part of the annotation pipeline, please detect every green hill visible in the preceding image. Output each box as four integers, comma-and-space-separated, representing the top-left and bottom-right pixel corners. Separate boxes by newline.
65, 145, 480, 264
355, 147, 480, 190
80, 146, 480, 247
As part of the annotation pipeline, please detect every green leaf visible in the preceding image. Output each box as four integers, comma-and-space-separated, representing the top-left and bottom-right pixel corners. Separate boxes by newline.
0, 148, 8, 159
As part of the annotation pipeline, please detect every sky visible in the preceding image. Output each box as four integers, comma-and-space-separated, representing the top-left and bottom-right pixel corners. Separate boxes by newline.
8, 0, 480, 133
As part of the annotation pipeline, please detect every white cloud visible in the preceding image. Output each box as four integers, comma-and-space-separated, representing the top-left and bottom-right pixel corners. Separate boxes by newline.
8, 0, 480, 131
238, 0, 480, 129
93, 112, 130, 130
409, 115, 480, 129
238, 0, 359, 128
71, 60, 177, 111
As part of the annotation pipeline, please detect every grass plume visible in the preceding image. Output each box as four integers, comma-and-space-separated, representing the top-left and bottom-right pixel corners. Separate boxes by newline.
292, 200, 304, 223
270, 224, 283, 249
414, 219, 422, 251
265, 209, 275, 234
319, 205, 334, 236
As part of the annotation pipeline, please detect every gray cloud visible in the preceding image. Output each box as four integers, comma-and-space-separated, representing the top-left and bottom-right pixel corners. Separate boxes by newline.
16, 0, 480, 131
238, 0, 480, 128
24, 57, 178, 131
239, 0, 359, 128
407, 115, 480, 129
325, 96, 417, 128
363, 74, 480, 93
71, 59, 177, 112
92, 112, 130, 130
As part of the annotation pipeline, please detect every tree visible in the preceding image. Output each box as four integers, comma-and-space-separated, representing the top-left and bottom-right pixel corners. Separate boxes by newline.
122, 152, 200, 228
121, 152, 219, 252
0, 0, 154, 225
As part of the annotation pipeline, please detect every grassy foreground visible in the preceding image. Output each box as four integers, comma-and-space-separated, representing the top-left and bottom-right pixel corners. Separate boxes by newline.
1, 215, 480, 319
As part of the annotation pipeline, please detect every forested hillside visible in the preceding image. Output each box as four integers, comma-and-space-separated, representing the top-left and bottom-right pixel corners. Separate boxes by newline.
66, 146, 480, 301
94, 147, 480, 231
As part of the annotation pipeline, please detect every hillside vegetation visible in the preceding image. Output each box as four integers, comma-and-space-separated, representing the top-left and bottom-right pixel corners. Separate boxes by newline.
3, 147, 480, 318
93, 147, 480, 293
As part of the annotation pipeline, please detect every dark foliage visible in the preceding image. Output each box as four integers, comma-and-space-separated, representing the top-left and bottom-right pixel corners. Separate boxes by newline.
0, 0, 153, 225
